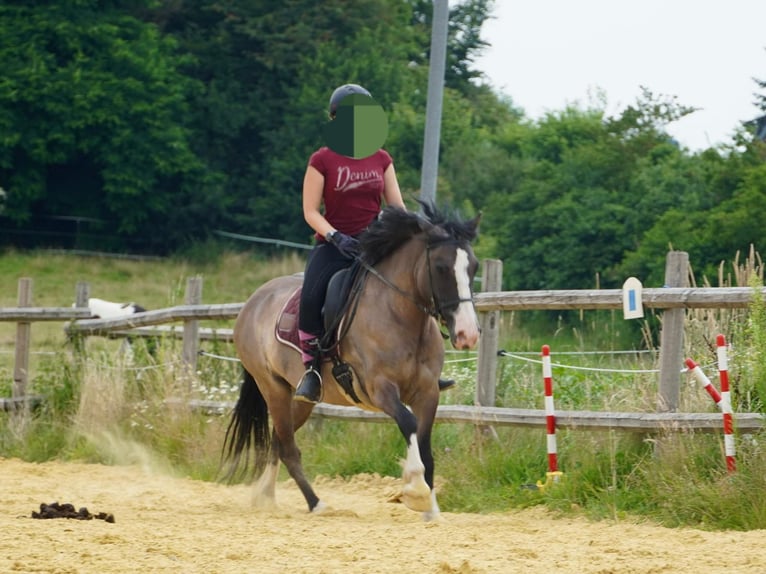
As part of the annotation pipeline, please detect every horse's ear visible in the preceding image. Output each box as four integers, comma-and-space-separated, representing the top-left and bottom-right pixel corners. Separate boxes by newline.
467, 211, 482, 240
416, 213, 437, 234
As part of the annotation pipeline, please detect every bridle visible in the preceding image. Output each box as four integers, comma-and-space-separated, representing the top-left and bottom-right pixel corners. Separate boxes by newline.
358, 236, 475, 325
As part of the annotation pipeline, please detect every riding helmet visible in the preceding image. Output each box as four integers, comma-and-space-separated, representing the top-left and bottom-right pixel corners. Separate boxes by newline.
328, 83, 371, 117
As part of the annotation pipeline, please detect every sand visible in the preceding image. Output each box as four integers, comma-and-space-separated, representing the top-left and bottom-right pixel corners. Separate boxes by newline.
1, 458, 764, 574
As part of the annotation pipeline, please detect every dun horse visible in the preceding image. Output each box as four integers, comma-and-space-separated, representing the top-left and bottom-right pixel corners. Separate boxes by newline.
222, 204, 481, 521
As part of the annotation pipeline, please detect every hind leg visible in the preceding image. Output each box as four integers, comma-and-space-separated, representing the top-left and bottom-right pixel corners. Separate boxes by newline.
251, 436, 280, 509
251, 424, 315, 509
269, 389, 324, 513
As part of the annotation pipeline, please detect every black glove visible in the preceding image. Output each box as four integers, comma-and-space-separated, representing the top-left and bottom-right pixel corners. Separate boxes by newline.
329, 231, 360, 259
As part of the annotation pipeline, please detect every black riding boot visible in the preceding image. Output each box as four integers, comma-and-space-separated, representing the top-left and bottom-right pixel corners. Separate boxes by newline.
295, 337, 323, 404
438, 378, 456, 391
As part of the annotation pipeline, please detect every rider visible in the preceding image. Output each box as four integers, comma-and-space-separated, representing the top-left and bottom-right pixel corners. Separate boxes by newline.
294, 83, 454, 404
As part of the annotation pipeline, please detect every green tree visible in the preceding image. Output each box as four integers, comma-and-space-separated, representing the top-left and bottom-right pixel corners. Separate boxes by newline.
408, 0, 493, 95
0, 1, 221, 251
144, 0, 429, 243
481, 90, 700, 291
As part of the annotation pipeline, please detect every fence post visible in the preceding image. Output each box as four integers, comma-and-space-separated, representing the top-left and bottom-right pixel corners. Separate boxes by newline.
12, 278, 32, 400
182, 276, 202, 375
71, 281, 90, 361
657, 251, 689, 412
476, 259, 503, 407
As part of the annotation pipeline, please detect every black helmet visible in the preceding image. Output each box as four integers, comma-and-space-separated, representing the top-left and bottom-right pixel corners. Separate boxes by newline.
328, 83, 371, 117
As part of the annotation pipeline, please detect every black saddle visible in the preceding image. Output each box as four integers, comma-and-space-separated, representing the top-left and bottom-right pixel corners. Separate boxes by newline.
320, 260, 366, 403
322, 259, 364, 339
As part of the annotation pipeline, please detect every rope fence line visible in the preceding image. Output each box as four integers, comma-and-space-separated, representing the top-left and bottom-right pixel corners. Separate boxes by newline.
197, 348, 718, 377
446, 348, 656, 356
499, 351, 660, 374
498, 350, 724, 376
198, 350, 241, 363
70, 357, 185, 373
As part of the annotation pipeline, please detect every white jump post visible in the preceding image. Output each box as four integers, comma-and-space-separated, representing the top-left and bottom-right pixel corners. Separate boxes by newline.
717, 334, 736, 473
536, 344, 563, 491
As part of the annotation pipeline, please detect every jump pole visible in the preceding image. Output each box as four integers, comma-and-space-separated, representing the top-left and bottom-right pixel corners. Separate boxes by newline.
536, 345, 563, 491
717, 334, 736, 473
685, 358, 722, 407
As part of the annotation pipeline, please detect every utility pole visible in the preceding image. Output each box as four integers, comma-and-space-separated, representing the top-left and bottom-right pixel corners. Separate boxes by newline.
419, 0, 449, 206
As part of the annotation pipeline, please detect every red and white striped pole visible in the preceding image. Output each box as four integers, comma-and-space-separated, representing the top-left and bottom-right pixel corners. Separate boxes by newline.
717, 334, 736, 473
542, 345, 558, 473
685, 358, 722, 407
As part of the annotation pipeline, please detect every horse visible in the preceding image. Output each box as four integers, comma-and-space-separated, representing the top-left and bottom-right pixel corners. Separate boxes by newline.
221, 204, 481, 521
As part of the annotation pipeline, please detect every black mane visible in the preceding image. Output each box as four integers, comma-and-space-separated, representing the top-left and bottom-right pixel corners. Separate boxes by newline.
359, 201, 478, 264
418, 201, 479, 243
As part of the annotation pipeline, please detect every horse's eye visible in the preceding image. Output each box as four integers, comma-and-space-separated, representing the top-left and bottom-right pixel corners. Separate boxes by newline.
435, 263, 450, 275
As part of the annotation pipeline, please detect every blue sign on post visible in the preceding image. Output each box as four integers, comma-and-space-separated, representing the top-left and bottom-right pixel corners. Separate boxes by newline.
622, 277, 644, 319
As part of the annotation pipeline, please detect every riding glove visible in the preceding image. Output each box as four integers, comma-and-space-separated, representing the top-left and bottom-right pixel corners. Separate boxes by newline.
329, 232, 360, 259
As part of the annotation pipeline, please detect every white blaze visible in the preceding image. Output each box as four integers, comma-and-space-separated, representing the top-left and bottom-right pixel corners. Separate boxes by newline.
451, 248, 480, 348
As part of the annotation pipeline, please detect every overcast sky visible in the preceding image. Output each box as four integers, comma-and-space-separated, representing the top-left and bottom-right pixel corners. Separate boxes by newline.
474, 0, 766, 151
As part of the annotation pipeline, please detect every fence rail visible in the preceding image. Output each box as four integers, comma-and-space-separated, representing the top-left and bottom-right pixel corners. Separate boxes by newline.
176, 401, 764, 433
474, 287, 766, 310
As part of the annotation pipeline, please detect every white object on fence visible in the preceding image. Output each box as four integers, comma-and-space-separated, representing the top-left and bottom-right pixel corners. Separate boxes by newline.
622, 277, 644, 319
85, 298, 146, 319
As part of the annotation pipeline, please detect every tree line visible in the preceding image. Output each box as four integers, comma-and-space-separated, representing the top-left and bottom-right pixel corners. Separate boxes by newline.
1, 0, 764, 290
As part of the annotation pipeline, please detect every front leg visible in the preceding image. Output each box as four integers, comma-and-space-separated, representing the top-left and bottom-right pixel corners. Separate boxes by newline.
410, 395, 441, 521
400, 429, 433, 513
371, 382, 434, 516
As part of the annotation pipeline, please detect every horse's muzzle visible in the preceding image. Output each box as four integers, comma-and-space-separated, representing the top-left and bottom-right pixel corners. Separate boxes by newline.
448, 303, 480, 350
452, 329, 479, 350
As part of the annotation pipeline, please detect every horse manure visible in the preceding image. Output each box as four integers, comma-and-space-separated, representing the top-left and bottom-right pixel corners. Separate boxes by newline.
31, 502, 115, 523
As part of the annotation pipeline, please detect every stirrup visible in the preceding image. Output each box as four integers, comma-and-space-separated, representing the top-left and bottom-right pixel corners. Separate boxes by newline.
294, 367, 323, 404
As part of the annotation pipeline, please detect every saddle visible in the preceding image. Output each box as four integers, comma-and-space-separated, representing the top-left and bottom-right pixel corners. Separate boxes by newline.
275, 261, 366, 401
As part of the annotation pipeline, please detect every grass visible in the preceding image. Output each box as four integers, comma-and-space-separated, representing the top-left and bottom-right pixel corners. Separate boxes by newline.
1, 246, 765, 531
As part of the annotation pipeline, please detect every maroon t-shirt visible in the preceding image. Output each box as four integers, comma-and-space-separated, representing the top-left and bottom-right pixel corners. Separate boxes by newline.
308, 147, 393, 240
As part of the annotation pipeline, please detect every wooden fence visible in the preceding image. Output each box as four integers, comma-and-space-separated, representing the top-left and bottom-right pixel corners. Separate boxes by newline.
2, 252, 765, 432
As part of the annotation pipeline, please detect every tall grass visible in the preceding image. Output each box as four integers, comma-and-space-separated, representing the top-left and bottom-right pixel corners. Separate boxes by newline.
1, 247, 765, 530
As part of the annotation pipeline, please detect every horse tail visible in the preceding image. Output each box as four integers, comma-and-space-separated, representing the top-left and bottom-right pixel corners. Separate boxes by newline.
220, 367, 270, 483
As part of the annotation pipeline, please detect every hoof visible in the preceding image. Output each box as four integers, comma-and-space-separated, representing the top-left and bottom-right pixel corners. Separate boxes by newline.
401, 480, 432, 513
251, 495, 277, 510
310, 500, 327, 514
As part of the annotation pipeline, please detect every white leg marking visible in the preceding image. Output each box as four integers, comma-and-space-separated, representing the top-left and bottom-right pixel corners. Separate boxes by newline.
401, 433, 432, 513
251, 461, 279, 509
452, 249, 480, 349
